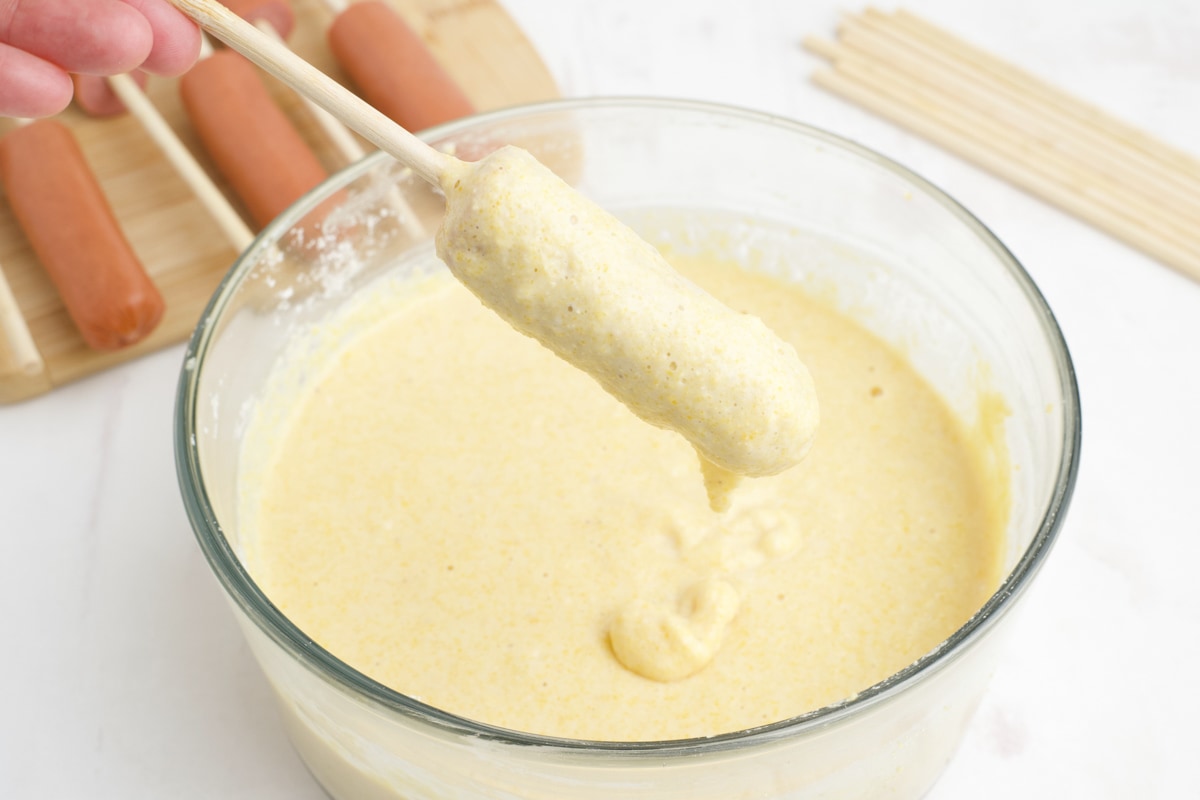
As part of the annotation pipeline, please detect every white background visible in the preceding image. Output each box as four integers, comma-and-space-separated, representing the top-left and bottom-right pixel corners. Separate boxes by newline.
2, 0, 1198, 796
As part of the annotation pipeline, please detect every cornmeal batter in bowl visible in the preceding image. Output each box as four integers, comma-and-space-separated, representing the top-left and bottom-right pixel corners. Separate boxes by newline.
237, 248, 1006, 742
179, 99, 1078, 800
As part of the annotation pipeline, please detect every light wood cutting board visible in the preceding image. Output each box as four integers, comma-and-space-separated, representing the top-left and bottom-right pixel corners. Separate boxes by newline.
0, 0, 557, 404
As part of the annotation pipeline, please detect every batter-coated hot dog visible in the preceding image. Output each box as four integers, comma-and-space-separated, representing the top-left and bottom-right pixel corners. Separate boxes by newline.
179, 50, 328, 228
327, 1, 473, 131
219, 0, 296, 39
437, 147, 820, 509
0, 120, 165, 351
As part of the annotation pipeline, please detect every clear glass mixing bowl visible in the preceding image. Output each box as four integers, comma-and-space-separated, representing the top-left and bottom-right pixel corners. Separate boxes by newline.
176, 98, 1080, 799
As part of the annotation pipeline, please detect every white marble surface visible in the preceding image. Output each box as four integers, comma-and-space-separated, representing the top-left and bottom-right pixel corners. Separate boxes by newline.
2, 0, 1198, 796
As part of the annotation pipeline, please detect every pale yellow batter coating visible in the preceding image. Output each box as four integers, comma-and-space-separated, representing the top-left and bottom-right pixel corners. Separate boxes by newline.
240, 252, 1004, 742
437, 147, 819, 509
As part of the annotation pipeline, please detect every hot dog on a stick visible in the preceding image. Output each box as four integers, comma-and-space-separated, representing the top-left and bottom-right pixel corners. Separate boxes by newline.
0, 120, 165, 351
180, 45, 329, 229
325, 0, 474, 131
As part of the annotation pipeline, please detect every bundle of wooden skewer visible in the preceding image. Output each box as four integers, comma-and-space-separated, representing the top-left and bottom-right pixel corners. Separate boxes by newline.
804, 8, 1200, 283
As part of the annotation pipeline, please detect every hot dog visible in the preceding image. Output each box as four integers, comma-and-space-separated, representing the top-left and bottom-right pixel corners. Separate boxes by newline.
437, 147, 820, 509
179, 50, 328, 229
0, 120, 165, 351
327, 1, 473, 131
218, 0, 296, 39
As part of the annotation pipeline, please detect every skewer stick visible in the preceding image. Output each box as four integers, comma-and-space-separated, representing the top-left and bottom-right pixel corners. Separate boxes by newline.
809, 66, 1200, 282
198, 32, 214, 60
106, 73, 255, 251
0, 268, 39, 376
0, 118, 47, 377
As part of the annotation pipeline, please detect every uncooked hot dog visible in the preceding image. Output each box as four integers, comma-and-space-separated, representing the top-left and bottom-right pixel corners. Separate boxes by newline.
0, 120, 165, 351
327, 1, 473, 131
180, 50, 328, 229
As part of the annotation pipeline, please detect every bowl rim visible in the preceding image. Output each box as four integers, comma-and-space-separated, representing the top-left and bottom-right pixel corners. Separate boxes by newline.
174, 96, 1081, 757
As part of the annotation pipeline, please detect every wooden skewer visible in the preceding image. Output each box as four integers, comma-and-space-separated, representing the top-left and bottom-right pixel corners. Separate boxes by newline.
809, 67, 1200, 282
842, 12, 1200, 221
167, 0, 453, 187
806, 36, 1200, 257
0, 265, 43, 377
0, 267, 39, 376
106, 71, 256, 251
0, 119, 47, 378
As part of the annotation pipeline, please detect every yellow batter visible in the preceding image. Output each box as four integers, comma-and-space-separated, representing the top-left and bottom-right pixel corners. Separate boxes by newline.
239, 251, 1005, 742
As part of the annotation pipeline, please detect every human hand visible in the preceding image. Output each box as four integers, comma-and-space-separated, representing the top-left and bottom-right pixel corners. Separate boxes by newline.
0, 0, 200, 118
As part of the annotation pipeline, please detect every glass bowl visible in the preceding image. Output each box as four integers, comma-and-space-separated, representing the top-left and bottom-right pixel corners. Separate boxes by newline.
175, 98, 1079, 799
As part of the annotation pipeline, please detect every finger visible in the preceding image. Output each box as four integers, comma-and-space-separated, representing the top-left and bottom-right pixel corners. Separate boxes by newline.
0, 0, 152, 75
117, 0, 201, 76
71, 71, 149, 117
0, 42, 73, 118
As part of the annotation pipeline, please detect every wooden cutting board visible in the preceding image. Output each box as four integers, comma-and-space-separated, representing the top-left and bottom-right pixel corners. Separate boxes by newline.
0, 0, 557, 403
